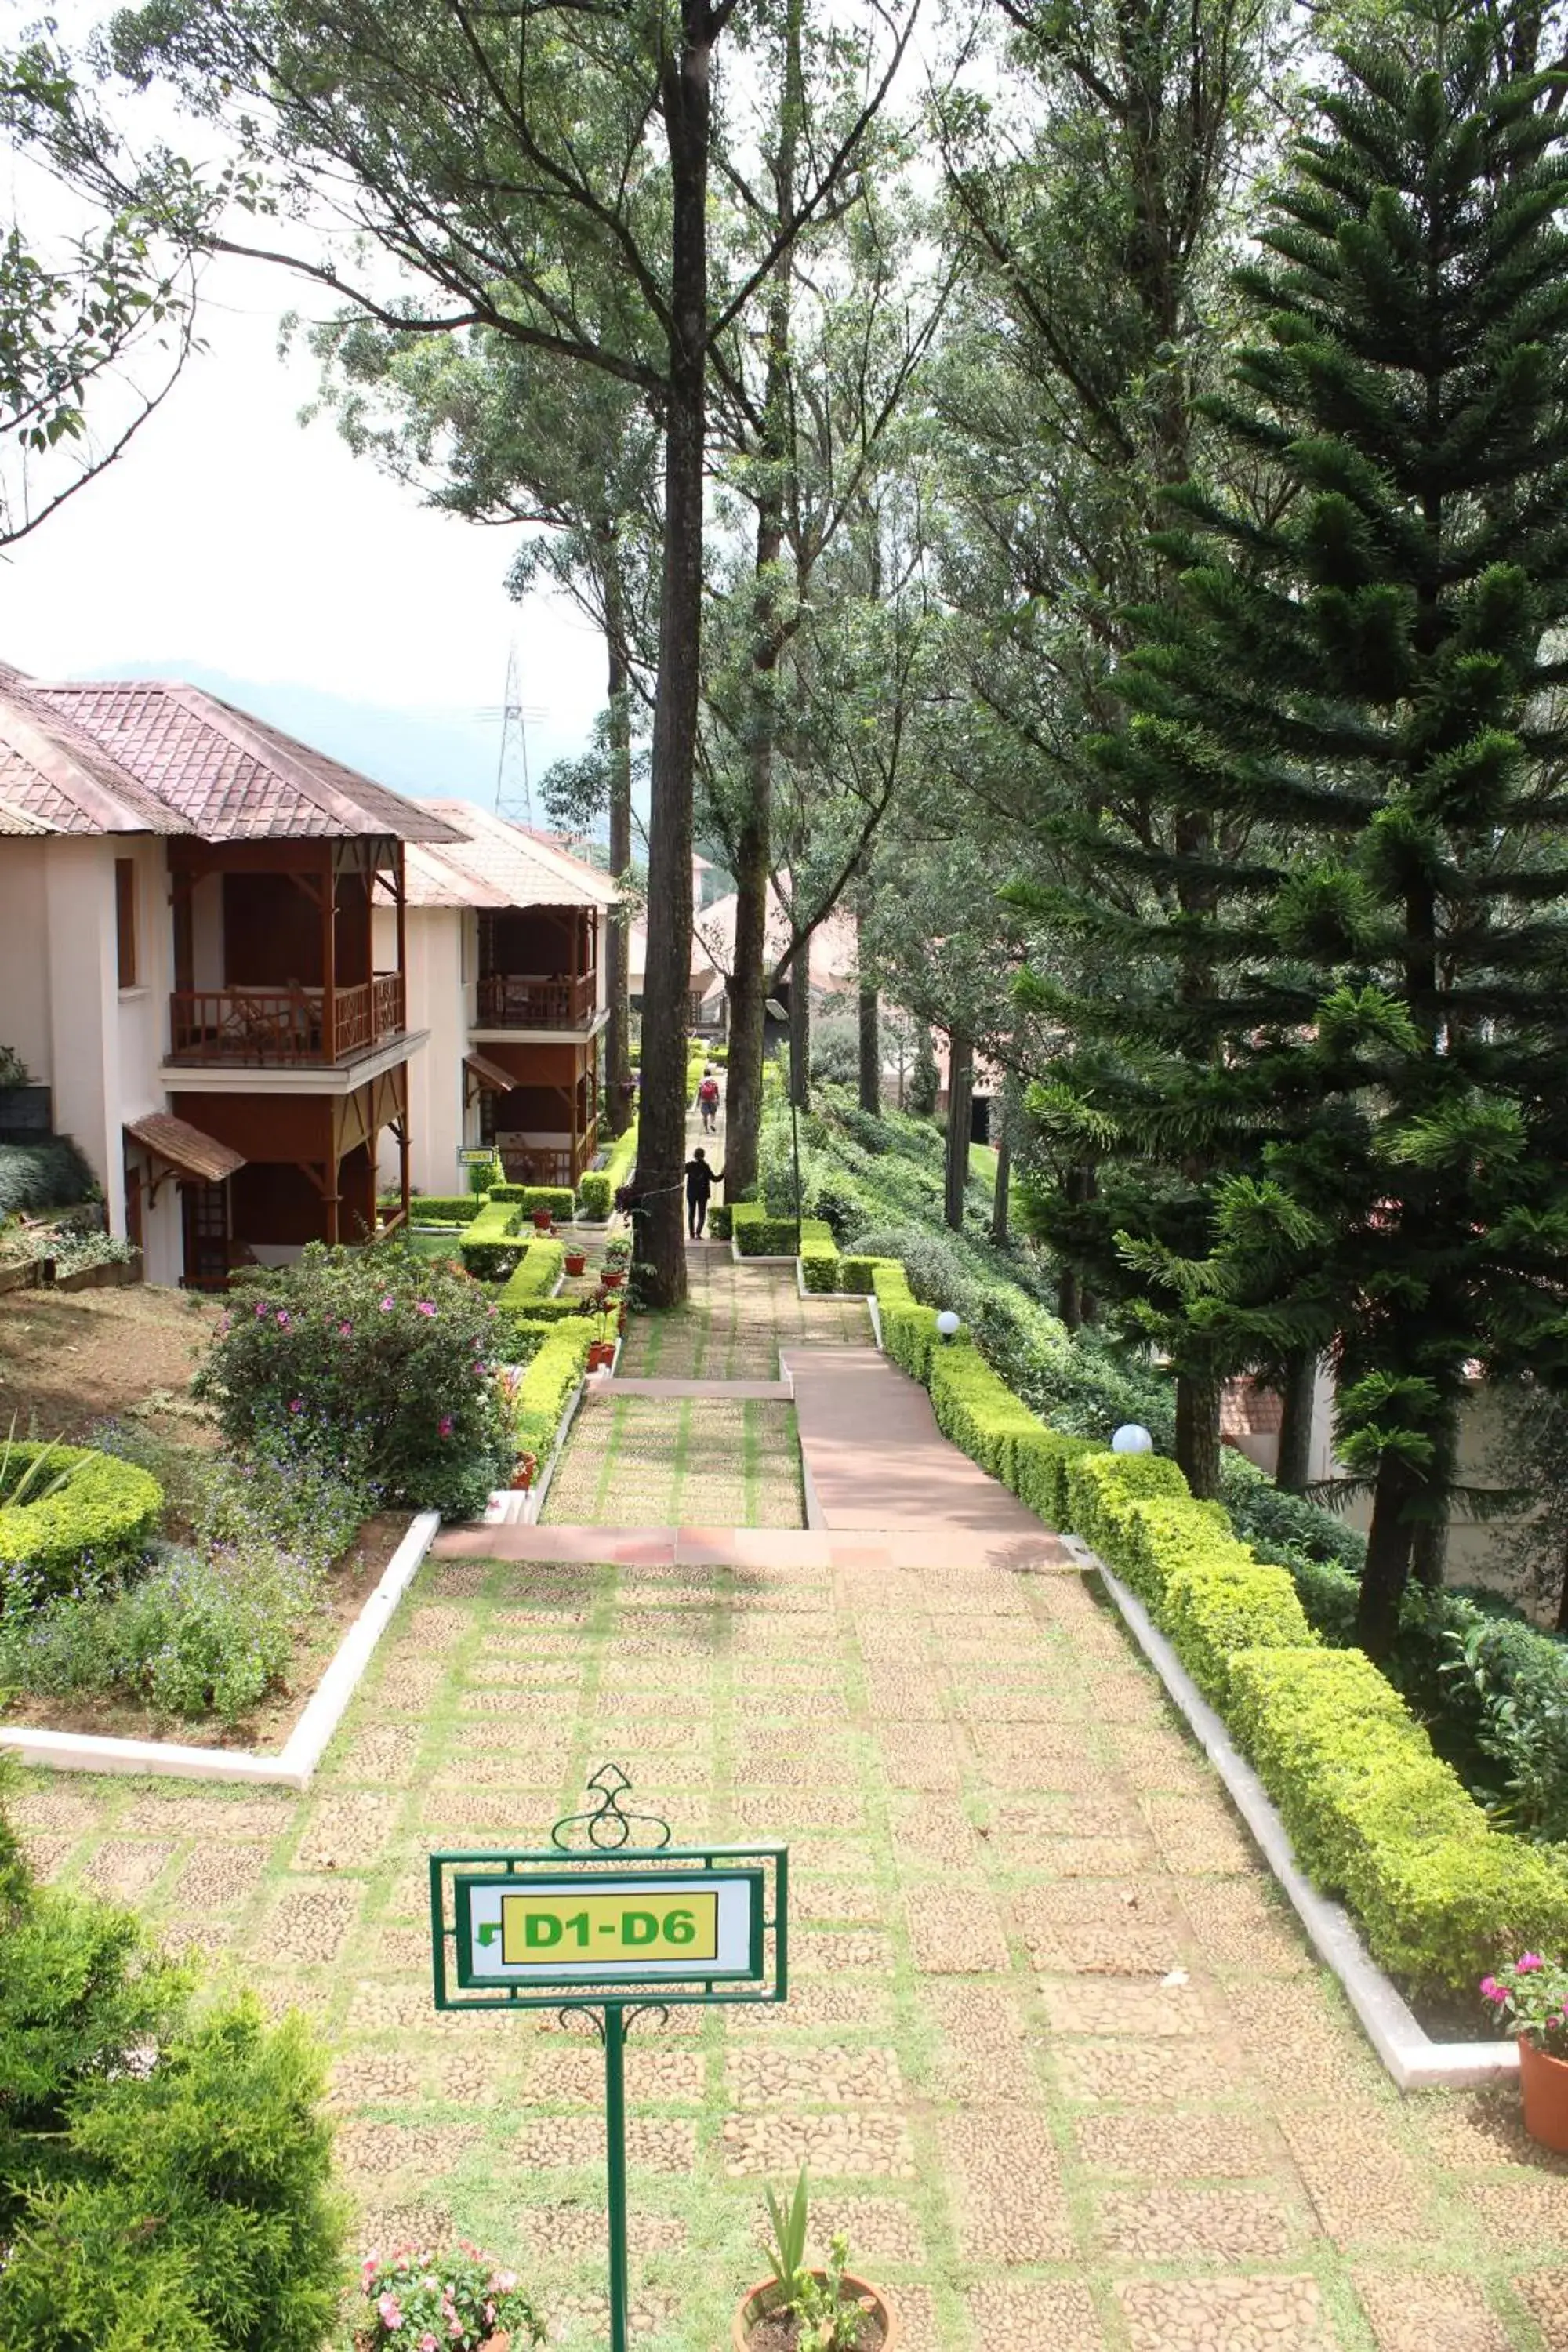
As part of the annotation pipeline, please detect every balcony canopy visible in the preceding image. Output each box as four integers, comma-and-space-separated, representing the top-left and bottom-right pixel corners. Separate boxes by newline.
125, 1112, 246, 1184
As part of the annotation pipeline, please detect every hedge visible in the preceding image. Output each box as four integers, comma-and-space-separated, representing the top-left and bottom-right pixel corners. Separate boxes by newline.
488, 1184, 575, 1221
577, 1171, 613, 1221
710, 1203, 732, 1240
1228, 1646, 1568, 1992
798, 1221, 840, 1290
511, 1320, 593, 1457
837, 1253, 898, 1294
733, 1202, 813, 1256
398, 1195, 485, 1226
497, 1240, 564, 1308
457, 1199, 525, 1279
0, 1444, 163, 1598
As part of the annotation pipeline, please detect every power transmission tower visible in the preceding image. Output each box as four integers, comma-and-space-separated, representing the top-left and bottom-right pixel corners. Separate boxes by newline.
478, 644, 546, 827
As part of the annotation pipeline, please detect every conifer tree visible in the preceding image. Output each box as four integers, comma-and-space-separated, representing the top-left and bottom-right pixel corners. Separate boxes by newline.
1042, 0, 1568, 1650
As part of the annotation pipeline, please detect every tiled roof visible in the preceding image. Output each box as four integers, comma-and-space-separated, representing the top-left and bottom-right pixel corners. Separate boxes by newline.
409, 801, 619, 912
0, 671, 462, 843
125, 1112, 246, 1185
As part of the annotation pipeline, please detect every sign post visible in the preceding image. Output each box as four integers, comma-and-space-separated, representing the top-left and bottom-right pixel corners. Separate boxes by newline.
430, 1763, 788, 2352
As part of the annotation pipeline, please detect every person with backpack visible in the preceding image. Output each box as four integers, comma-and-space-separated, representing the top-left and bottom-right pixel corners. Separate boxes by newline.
697, 1065, 721, 1134
684, 1147, 723, 1239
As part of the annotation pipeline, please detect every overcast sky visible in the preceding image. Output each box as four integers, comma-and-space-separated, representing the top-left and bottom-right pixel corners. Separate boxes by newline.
0, 238, 608, 803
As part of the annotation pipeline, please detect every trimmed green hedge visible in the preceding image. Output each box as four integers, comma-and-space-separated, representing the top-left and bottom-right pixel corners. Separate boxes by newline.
488, 1184, 575, 1221
837, 1253, 898, 1294
1229, 1646, 1568, 1993
710, 1203, 732, 1241
577, 1171, 613, 1221
511, 1321, 593, 1457
400, 1195, 485, 1226
798, 1221, 839, 1290
0, 1445, 163, 1599
457, 1199, 525, 1279
733, 1202, 807, 1256
497, 1241, 564, 1307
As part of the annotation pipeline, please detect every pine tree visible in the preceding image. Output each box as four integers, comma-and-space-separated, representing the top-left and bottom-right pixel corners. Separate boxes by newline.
1054, 0, 1568, 1650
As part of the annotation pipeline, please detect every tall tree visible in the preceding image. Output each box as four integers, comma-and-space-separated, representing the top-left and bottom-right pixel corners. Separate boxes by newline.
103, 0, 916, 1303
1082, 0, 1568, 1651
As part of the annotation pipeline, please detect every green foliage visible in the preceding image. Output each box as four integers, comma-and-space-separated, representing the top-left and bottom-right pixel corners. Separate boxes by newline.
602, 1121, 639, 1198
0, 1136, 96, 1217
457, 1198, 528, 1279
488, 1184, 575, 1220
358, 2245, 546, 2351
0, 1442, 162, 1599
193, 1243, 512, 1519
798, 1222, 840, 1290
1227, 1646, 1568, 1997
906, 1027, 938, 1117
709, 1203, 733, 1240
0, 1042, 31, 1087
732, 1202, 806, 1255
498, 1241, 565, 1307
506, 1322, 593, 1457
400, 1195, 486, 1226
577, 1170, 613, 1220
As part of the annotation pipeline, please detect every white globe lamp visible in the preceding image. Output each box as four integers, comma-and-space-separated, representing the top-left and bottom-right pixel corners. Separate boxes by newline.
1111, 1423, 1154, 1455
935, 1310, 961, 1344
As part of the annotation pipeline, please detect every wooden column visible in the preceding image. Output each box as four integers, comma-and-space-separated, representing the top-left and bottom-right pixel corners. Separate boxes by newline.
398, 1116, 411, 1229
394, 844, 407, 1017
321, 843, 337, 1060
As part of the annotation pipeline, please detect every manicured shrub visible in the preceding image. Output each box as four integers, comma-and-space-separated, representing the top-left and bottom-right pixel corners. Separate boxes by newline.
0, 1443, 162, 1599
498, 1240, 565, 1308
488, 1183, 575, 1221
850, 1221, 977, 1316
577, 1169, 613, 1220
457, 1197, 527, 1279
1008, 1428, 1097, 1528
604, 1120, 639, 1195
508, 1321, 593, 1457
194, 1243, 512, 1519
710, 1203, 732, 1240
1226, 1646, 1568, 1994
401, 1194, 487, 1226
732, 1202, 806, 1255
798, 1221, 840, 1290
0, 1136, 96, 1217
837, 1253, 898, 1294
1062, 1449, 1189, 1562
926, 1343, 1033, 1476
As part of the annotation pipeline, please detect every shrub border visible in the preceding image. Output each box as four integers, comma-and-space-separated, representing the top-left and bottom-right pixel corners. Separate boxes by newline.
0, 1509, 440, 1790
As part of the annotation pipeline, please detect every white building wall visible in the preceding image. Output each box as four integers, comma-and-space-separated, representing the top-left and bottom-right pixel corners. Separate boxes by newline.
375, 903, 466, 1195
42, 840, 125, 1236
0, 840, 51, 1080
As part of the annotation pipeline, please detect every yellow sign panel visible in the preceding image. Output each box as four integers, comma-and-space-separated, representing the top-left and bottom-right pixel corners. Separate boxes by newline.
499, 1889, 720, 1968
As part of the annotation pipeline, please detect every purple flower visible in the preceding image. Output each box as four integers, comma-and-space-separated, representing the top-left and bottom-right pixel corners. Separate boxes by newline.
1519, 1953, 1545, 1973
438, 1414, 453, 1438
1480, 1975, 1506, 2003
339, 1320, 353, 1338
415, 1300, 436, 1316
289, 1398, 304, 1415
379, 1295, 395, 1312
275, 1308, 291, 1327
254, 1300, 270, 1318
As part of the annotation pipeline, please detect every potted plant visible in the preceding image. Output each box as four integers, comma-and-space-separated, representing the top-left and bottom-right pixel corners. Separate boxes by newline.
601, 1236, 630, 1292
732, 2169, 895, 2352
509, 1449, 539, 1492
564, 1247, 588, 1278
531, 1207, 555, 1233
1483, 1954, 1568, 2149
358, 2242, 546, 2351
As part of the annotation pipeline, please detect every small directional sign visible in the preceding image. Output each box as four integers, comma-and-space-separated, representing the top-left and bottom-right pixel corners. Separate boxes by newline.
454, 1867, 765, 1989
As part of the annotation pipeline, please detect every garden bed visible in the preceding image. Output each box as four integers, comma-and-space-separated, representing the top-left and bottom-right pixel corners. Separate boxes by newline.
0, 1283, 220, 1440
0, 1510, 410, 1751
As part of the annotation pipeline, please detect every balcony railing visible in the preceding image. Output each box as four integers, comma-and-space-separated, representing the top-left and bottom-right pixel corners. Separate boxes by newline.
167, 975, 407, 1067
495, 1116, 598, 1189
477, 971, 596, 1029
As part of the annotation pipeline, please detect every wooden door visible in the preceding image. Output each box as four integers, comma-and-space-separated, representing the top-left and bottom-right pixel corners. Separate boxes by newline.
181, 1181, 230, 1290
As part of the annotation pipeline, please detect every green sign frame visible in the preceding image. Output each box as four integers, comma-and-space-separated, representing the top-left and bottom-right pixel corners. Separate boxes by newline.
427, 1766, 788, 2352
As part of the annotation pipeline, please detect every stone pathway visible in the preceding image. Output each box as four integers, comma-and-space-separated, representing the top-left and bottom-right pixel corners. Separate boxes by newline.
13, 1247, 1568, 2347
787, 1343, 1047, 1536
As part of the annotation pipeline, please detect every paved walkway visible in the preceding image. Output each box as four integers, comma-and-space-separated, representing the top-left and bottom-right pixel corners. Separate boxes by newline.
786, 1343, 1048, 1539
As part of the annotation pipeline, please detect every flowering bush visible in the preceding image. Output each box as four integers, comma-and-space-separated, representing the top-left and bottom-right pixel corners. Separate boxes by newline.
194, 1243, 512, 1519
358, 2244, 546, 2351
1481, 1952, 1568, 2054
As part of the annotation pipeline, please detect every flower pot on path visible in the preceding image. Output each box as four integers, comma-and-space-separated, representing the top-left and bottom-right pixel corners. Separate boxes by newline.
601, 1270, 625, 1292
564, 1252, 587, 1277
1520, 2034, 1568, 2152
532, 1210, 555, 1232
731, 2274, 896, 2352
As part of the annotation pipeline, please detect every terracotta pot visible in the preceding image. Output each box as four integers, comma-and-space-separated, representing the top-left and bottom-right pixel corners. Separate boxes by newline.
601, 1269, 625, 1291
1519, 2034, 1568, 2151
587, 1341, 615, 1371
532, 1210, 555, 1232
564, 1251, 587, 1276
731, 2274, 896, 2352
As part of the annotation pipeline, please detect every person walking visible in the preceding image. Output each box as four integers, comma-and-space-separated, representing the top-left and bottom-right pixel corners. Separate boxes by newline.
684, 1146, 723, 1240
697, 1065, 721, 1134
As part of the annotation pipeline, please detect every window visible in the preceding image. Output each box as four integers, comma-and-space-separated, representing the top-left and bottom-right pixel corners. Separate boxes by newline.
114, 858, 138, 989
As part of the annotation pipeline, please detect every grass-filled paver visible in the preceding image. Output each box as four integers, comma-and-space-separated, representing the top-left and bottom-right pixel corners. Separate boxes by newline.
618, 1258, 868, 1381
543, 1396, 805, 1528
15, 1536, 1568, 2348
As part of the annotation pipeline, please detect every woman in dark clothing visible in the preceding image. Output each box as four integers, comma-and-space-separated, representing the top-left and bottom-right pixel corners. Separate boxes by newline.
684, 1147, 723, 1239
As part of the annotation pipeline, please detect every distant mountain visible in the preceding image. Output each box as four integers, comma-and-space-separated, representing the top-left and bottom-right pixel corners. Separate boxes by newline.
69, 660, 541, 803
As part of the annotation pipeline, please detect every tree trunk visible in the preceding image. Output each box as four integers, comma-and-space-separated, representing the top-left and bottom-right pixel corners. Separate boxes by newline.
858, 971, 880, 1116
1174, 1373, 1221, 1501
1410, 1400, 1456, 1591
990, 1078, 1012, 1248
944, 1030, 972, 1232
1554, 1532, 1568, 1634
602, 561, 633, 1140
1357, 1448, 1421, 1657
636, 13, 713, 1308
715, 0, 800, 1204
789, 950, 811, 1109
1058, 1265, 1082, 1331
1275, 1352, 1317, 1494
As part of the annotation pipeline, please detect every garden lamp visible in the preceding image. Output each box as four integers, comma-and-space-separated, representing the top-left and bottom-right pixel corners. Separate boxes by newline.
1111, 1423, 1154, 1454
936, 1310, 961, 1344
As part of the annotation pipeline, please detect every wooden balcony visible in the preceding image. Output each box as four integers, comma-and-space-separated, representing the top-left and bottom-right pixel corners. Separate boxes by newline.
167, 975, 406, 1066
495, 1116, 598, 1189
477, 971, 597, 1030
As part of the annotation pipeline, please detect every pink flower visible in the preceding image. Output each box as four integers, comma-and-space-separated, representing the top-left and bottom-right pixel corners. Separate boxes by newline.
339, 1320, 354, 1338
1519, 1953, 1545, 1972
380, 1294, 395, 1311
416, 1300, 437, 1316
1480, 1976, 1506, 2003
448, 2325, 463, 2343
437, 1414, 453, 1438
254, 1300, 270, 1317
376, 2291, 403, 2328
288, 1397, 304, 1414
361, 2252, 382, 2289
419, 2337, 438, 2352
275, 1308, 290, 1327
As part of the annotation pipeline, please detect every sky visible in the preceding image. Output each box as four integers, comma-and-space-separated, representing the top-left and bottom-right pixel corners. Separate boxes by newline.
0, 238, 609, 805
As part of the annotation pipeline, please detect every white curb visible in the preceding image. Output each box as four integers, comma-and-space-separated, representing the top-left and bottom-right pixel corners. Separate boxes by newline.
1, 1510, 440, 1791
1067, 1534, 1517, 2089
